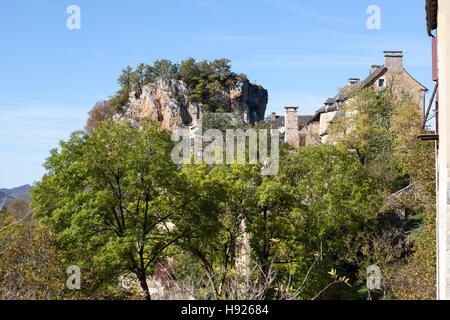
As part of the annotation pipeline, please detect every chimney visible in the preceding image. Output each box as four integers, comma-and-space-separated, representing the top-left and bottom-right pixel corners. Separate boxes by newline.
270, 112, 277, 122
284, 106, 299, 148
384, 51, 403, 73
348, 78, 360, 86
370, 65, 382, 74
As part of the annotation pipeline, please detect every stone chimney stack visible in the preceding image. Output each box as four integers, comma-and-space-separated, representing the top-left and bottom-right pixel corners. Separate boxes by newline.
270, 112, 277, 122
348, 78, 360, 86
284, 106, 299, 148
370, 65, 382, 74
384, 51, 403, 73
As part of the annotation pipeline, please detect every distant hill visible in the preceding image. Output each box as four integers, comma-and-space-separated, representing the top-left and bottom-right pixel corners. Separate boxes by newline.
0, 191, 14, 210
0, 185, 32, 210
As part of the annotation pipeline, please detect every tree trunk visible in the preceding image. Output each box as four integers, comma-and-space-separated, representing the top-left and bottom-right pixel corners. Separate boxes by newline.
138, 273, 151, 301
235, 219, 250, 298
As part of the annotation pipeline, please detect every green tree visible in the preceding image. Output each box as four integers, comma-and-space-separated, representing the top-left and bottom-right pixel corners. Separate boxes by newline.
328, 87, 408, 192
258, 144, 382, 299
153, 59, 179, 77
108, 58, 247, 115
31, 119, 193, 300
178, 163, 262, 299
180, 58, 200, 87
389, 96, 436, 299
110, 66, 134, 113
328, 86, 437, 299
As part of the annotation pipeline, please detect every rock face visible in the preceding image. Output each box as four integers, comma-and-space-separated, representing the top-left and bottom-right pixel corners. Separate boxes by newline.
228, 80, 268, 125
116, 77, 268, 131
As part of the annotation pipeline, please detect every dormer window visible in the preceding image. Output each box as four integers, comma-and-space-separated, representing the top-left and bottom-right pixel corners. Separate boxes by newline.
378, 79, 385, 87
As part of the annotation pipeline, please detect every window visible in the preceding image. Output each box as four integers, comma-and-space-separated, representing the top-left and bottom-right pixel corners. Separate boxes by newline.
299, 135, 306, 147
378, 79, 385, 87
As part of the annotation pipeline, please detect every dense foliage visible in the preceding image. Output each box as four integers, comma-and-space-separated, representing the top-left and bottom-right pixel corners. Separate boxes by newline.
31, 120, 195, 300
24, 84, 436, 300
328, 87, 436, 299
0, 212, 65, 299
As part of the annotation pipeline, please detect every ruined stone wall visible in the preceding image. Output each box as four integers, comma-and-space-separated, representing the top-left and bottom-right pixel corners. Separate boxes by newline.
300, 121, 320, 146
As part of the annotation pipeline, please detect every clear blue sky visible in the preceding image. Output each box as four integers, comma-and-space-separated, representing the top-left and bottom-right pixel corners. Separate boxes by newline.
0, 0, 433, 188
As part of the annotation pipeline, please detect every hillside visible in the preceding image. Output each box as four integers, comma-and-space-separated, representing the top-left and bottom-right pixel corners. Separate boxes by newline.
0, 184, 32, 210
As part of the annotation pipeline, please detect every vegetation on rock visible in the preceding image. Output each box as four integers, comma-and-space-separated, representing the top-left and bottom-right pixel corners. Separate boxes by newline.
109, 58, 247, 114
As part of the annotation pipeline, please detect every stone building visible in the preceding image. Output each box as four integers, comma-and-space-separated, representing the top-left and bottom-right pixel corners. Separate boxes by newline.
269, 108, 314, 147
271, 51, 428, 147
310, 51, 428, 144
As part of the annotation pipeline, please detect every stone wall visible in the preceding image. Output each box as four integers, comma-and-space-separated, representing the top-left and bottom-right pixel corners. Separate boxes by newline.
300, 121, 320, 146
381, 70, 427, 112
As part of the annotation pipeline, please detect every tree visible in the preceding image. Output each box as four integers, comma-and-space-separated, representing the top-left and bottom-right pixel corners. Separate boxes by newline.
328, 86, 437, 299
179, 163, 262, 299
153, 59, 179, 78
0, 213, 65, 299
85, 100, 114, 133
389, 96, 436, 299
7, 198, 30, 223
209, 58, 234, 86
175, 141, 371, 300
328, 87, 408, 192
108, 58, 247, 115
110, 66, 134, 113
180, 58, 200, 87
31, 119, 193, 300
258, 144, 382, 299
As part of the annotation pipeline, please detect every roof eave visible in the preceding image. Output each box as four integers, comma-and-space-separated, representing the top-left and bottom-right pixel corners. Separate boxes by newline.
426, 0, 438, 37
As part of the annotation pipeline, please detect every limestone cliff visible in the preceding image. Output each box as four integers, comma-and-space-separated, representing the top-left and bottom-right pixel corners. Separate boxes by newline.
115, 77, 268, 131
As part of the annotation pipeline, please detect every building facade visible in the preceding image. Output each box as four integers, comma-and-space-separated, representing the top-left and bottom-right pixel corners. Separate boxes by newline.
426, 0, 450, 300
308, 51, 428, 144
271, 51, 428, 148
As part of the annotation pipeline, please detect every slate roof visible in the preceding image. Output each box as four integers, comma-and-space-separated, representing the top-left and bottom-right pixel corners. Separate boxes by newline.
324, 98, 335, 105
330, 111, 345, 123
358, 66, 388, 88
308, 65, 387, 124
269, 115, 314, 129
269, 115, 284, 129
299, 115, 314, 128
310, 106, 325, 123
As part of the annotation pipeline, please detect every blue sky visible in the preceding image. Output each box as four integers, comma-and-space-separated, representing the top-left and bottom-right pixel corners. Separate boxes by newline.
0, 0, 433, 188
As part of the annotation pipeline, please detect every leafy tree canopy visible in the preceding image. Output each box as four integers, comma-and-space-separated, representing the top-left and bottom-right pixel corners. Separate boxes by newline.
31, 119, 204, 299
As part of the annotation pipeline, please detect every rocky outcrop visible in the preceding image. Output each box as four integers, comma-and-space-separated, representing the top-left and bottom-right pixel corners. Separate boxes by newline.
228, 80, 268, 125
115, 77, 268, 131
